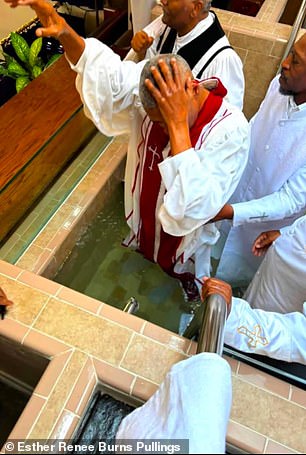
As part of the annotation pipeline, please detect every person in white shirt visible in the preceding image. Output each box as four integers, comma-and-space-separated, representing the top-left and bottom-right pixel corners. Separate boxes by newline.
5, 0, 249, 302
213, 32, 306, 288
126, 0, 245, 109
202, 215, 306, 364
244, 215, 306, 315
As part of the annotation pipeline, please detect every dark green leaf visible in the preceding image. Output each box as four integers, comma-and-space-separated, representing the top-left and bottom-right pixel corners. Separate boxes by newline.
29, 37, 43, 68
44, 53, 62, 69
36, 57, 44, 68
16, 76, 30, 92
7, 60, 28, 77
10, 32, 30, 63
32, 65, 42, 79
0, 64, 8, 76
3, 52, 16, 66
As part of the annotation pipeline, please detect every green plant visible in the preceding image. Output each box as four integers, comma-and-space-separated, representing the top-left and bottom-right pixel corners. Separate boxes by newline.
0, 32, 62, 93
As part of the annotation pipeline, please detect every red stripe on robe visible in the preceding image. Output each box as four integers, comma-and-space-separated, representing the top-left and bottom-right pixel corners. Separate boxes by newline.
138, 84, 226, 278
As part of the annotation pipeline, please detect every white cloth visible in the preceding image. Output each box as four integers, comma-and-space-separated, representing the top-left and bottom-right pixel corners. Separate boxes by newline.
216, 75, 306, 286
225, 299, 306, 364
126, 12, 245, 109
130, 0, 157, 32
243, 215, 306, 314
116, 353, 232, 454
69, 38, 249, 281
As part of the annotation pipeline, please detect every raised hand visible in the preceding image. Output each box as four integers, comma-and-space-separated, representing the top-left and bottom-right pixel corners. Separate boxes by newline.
145, 57, 193, 155
131, 30, 154, 56
252, 229, 281, 257
4, 0, 85, 63
4, 0, 66, 38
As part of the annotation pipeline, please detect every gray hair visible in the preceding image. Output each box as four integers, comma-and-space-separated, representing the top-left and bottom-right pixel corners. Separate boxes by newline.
139, 53, 192, 111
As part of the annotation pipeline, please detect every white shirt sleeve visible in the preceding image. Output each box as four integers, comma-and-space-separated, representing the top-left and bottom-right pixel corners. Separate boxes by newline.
157, 111, 250, 236
225, 298, 306, 364
232, 163, 306, 227
67, 38, 146, 136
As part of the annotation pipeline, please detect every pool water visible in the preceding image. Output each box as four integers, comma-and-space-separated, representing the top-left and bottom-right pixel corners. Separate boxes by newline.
54, 182, 306, 388
54, 183, 190, 333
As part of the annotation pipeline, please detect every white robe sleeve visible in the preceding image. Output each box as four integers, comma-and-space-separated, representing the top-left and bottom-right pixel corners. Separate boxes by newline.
225, 299, 306, 364
232, 163, 306, 227
157, 110, 250, 236
116, 353, 232, 454
67, 38, 146, 136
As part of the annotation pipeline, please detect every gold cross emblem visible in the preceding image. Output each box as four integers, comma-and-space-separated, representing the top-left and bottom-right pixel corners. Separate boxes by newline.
237, 324, 269, 349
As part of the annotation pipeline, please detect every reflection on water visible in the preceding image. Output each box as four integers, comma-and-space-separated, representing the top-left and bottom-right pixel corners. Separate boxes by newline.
55, 183, 188, 333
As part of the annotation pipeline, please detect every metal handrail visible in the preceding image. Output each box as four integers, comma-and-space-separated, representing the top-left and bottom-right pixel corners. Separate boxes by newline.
183, 294, 228, 356
196, 294, 228, 355
123, 297, 139, 314
277, 0, 306, 73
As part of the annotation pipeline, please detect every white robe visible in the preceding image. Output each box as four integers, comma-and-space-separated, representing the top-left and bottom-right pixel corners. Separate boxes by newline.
244, 215, 306, 314
216, 76, 306, 287
225, 299, 306, 365
68, 38, 249, 281
125, 12, 245, 109
116, 353, 232, 454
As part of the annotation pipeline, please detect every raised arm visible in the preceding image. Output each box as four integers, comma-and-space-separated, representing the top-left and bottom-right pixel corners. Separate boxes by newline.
4, 0, 85, 64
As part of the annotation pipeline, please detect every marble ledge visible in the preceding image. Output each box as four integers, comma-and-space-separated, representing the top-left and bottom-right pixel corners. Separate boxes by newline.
0, 259, 305, 453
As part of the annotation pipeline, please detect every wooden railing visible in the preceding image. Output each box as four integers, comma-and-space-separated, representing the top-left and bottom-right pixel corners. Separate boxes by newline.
0, 56, 96, 244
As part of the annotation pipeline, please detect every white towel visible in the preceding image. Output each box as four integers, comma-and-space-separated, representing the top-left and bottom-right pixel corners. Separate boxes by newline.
116, 353, 232, 454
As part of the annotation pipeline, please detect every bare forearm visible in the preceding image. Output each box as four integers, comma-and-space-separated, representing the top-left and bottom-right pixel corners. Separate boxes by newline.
212, 204, 234, 222
57, 24, 85, 65
168, 123, 192, 156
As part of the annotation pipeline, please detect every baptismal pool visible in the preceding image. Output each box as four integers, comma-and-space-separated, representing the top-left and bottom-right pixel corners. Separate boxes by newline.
54, 182, 189, 334
54, 182, 306, 390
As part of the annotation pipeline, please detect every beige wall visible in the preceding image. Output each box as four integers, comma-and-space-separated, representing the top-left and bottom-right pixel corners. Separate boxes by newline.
0, 2, 35, 41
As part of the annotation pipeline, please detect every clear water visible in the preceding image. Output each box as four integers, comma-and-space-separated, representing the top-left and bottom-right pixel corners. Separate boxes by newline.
54, 183, 189, 333
54, 182, 306, 388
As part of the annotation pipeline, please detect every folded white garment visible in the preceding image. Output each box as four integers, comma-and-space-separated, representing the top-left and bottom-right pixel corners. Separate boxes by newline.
116, 353, 232, 454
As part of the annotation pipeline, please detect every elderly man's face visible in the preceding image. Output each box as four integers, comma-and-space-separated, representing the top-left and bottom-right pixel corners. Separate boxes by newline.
144, 100, 198, 134
160, 0, 205, 34
279, 33, 306, 104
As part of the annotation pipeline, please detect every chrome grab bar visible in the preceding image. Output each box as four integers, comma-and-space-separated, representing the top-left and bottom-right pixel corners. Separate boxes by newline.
277, 0, 306, 73
123, 297, 139, 314
183, 294, 228, 356
196, 294, 228, 355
